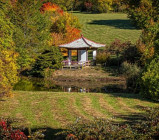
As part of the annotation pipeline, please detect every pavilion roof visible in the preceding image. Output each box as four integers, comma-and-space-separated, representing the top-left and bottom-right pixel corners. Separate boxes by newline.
59, 35, 105, 49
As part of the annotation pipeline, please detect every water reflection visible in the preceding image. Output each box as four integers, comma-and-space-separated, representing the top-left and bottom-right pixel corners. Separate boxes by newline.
14, 77, 126, 93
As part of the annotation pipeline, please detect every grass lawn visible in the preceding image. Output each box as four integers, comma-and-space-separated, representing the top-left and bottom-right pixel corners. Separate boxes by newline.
73, 12, 141, 45
0, 91, 158, 130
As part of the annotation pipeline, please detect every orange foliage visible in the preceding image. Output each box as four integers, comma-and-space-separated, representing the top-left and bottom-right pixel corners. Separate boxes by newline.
41, 2, 81, 57
41, 2, 63, 15
10, 0, 17, 5
51, 26, 81, 56
50, 25, 81, 47
65, 25, 81, 43
51, 33, 64, 46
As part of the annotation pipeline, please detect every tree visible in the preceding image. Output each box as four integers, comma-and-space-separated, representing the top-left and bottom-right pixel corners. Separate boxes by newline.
32, 46, 63, 77
125, 0, 159, 99
42, 0, 75, 11
126, 0, 159, 29
42, 2, 81, 56
125, 0, 159, 62
140, 56, 159, 101
0, 1, 18, 95
9, 0, 51, 70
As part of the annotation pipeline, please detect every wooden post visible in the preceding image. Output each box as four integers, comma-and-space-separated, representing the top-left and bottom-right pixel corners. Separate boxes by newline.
77, 50, 81, 64
86, 49, 88, 61
77, 49, 78, 62
93, 50, 97, 65
68, 49, 72, 66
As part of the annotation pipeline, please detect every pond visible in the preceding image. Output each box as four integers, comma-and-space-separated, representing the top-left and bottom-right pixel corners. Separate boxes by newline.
13, 77, 126, 93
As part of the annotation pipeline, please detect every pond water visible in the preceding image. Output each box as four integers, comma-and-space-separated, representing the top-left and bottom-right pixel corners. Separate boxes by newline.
13, 77, 126, 93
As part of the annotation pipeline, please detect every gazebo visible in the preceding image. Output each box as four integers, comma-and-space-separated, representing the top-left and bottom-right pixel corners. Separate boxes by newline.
59, 35, 105, 67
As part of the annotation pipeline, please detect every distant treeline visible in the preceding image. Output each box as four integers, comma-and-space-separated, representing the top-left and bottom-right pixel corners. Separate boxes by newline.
45, 0, 126, 13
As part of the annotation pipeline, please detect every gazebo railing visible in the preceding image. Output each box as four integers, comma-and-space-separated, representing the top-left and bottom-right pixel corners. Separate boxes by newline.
62, 60, 91, 67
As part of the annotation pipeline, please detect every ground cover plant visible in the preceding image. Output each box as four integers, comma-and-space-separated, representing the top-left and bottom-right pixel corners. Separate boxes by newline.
73, 12, 141, 45
62, 107, 159, 140
0, 91, 158, 139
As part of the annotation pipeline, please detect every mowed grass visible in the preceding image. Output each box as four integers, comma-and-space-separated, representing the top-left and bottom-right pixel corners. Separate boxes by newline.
73, 12, 141, 45
0, 91, 158, 130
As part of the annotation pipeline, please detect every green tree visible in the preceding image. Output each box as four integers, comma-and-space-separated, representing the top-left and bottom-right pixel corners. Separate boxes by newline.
9, 0, 51, 70
32, 46, 63, 77
140, 57, 159, 101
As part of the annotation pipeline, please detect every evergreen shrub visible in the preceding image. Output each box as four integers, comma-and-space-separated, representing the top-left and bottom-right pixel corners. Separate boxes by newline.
140, 57, 159, 101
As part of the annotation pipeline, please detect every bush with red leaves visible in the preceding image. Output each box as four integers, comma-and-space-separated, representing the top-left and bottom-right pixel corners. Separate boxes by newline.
0, 119, 27, 140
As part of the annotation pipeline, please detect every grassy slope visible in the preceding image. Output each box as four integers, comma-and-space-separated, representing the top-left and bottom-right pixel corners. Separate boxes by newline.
73, 12, 141, 45
0, 91, 158, 129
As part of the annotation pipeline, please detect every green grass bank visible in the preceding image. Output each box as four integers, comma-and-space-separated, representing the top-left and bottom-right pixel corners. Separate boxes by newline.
73, 12, 141, 45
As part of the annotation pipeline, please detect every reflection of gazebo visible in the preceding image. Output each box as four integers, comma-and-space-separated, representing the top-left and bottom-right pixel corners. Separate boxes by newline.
59, 35, 105, 66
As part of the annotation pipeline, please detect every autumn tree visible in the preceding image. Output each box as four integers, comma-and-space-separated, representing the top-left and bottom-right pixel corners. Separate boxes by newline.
42, 0, 76, 11
41, 2, 81, 56
0, 1, 18, 95
125, 0, 159, 99
126, 0, 159, 29
125, 0, 159, 62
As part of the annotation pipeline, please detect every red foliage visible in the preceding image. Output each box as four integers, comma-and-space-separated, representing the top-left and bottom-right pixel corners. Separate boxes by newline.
11, 130, 27, 140
0, 120, 27, 140
66, 133, 77, 140
84, 2, 93, 11
41, 2, 63, 15
0, 120, 7, 130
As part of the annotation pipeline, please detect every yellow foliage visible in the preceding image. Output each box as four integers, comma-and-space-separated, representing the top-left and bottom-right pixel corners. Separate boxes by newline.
0, 49, 18, 95
136, 40, 154, 64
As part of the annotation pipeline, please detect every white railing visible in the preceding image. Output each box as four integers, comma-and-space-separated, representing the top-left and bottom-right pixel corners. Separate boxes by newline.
62, 60, 91, 67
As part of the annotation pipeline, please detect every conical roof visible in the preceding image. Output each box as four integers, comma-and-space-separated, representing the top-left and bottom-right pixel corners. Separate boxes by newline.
59, 35, 105, 49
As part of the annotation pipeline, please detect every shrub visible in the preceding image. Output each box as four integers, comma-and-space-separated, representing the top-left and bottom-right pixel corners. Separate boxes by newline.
106, 55, 123, 67
133, 107, 159, 140
96, 51, 110, 65
61, 119, 135, 140
84, 2, 93, 12
121, 61, 141, 93
59, 107, 159, 140
43, 68, 55, 79
0, 119, 45, 140
0, 119, 27, 140
140, 57, 159, 101
107, 39, 132, 67
122, 44, 141, 64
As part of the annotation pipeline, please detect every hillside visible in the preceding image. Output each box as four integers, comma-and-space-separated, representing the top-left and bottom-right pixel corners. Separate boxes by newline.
73, 12, 141, 45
